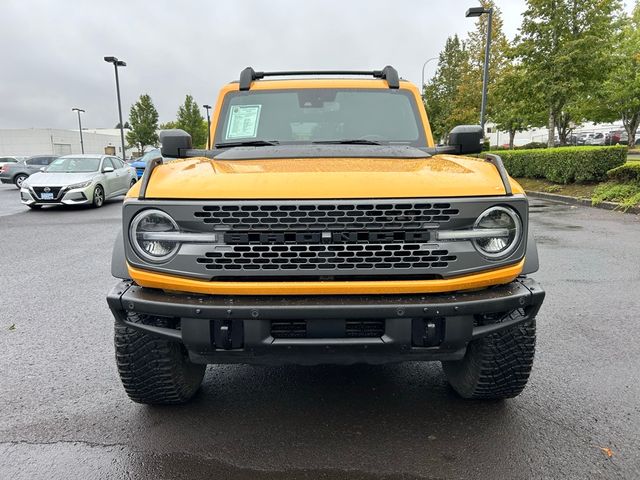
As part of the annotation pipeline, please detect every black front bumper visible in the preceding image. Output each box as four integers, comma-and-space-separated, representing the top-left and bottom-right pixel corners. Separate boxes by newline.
107, 278, 545, 365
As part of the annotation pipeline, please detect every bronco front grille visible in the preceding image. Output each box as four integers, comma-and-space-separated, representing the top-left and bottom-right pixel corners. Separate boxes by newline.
194, 200, 459, 231
196, 244, 456, 272
124, 196, 529, 281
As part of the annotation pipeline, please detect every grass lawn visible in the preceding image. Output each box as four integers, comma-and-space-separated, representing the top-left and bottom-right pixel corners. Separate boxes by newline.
514, 177, 599, 199
515, 176, 640, 211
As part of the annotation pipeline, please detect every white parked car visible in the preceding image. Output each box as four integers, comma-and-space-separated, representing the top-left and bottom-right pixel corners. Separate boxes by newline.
585, 132, 606, 145
20, 154, 137, 209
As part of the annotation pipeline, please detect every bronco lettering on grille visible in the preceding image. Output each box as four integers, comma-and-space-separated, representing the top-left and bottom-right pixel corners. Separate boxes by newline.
223, 230, 432, 245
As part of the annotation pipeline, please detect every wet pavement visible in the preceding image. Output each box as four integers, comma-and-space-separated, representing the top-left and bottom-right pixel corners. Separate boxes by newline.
1, 183, 639, 479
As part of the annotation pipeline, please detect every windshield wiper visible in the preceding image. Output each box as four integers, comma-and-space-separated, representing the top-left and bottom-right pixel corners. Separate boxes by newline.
215, 140, 280, 148
312, 139, 382, 145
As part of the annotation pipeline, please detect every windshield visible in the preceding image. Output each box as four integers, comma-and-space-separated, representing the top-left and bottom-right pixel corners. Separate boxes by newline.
46, 157, 101, 173
214, 88, 426, 147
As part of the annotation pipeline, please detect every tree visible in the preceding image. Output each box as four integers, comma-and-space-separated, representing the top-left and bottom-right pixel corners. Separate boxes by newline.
115, 121, 131, 129
424, 35, 469, 141
175, 95, 207, 148
424, 1, 510, 140
515, 0, 623, 146
492, 63, 533, 148
159, 121, 177, 130
589, 2, 640, 146
457, 0, 510, 125
126, 94, 159, 154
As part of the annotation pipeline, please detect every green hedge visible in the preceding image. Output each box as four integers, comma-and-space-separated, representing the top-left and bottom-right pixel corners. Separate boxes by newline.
491, 146, 627, 184
607, 162, 640, 184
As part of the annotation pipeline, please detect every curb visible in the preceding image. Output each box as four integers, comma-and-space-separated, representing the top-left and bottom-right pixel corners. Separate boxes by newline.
526, 190, 640, 215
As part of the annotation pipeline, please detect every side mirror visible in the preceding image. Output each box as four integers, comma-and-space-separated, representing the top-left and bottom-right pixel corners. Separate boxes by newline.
103, 166, 115, 173
160, 129, 192, 158
448, 125, 484, 155
39, 167, 46, 172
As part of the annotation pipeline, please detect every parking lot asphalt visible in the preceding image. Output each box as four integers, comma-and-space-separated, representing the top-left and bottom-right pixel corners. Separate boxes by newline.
1, 182, 639, 480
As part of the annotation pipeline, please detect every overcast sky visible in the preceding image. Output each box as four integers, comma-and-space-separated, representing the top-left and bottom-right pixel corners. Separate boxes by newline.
0, 0, 633, 130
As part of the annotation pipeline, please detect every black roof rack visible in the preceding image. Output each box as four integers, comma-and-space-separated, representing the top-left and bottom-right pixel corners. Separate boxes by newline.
238, 65, 400, 91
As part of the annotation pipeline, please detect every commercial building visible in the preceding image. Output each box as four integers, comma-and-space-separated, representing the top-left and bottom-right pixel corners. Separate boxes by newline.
0, 128, 135, 158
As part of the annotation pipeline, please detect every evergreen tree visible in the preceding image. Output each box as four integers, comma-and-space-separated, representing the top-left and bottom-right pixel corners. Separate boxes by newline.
424, 1, 510, 140
126, 94, 159, 154
424, 35, 469, 141
159, 121, 178, 130
455, 0, 510, 125
175, 95, 208, 148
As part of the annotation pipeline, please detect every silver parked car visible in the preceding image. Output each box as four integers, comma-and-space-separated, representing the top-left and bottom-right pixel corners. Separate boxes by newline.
0, 156, 27, 169
0, 155, 59, 188
20, 154, 137, 209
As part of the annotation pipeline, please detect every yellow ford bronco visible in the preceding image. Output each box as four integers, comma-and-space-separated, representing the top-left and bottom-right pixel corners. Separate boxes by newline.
108, 66, 544, 404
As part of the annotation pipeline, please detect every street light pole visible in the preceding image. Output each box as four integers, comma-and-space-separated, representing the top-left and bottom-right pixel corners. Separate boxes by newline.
203, 104, 212, 149
421, 57, 438, 96
104, 56, 127, 161
466, 6, 493, 131
71, 108, 85, 154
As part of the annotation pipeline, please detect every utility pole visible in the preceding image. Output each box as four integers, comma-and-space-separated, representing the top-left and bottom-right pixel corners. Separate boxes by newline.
466, 6, 493, 131
203, 104, 212, 149
71, 108, 85, 153
104, 56, 128, 160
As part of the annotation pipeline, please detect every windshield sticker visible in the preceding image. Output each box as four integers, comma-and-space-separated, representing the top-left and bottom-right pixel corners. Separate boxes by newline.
226, 105, 262, 139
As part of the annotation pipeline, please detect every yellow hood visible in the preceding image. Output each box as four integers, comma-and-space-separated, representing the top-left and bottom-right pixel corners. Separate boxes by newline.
129, 155, 522, 199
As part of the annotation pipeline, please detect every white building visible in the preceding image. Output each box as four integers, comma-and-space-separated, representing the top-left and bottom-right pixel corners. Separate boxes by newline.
486, 121, 626, 147
0, 128, 135, 158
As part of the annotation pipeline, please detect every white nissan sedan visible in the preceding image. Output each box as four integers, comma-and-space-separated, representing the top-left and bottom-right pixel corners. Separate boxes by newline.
20, 154, 137, 209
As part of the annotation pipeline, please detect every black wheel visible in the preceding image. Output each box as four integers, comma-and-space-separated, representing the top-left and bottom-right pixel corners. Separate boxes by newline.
114, 313, 205, 405
442, 313, 536, 400
92, 185, 104, 208
27, 204, 42, 210
14, 174, 28, 189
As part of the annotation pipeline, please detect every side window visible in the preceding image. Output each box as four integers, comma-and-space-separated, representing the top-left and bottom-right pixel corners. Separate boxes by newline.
112, 158, 124, 169
44, 157, 58, 165
102, 158, 114, 171
26, 158, 39, 166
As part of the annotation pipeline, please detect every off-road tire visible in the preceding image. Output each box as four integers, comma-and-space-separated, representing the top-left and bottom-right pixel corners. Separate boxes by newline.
442, 313, 536, 400
114, 314, 206, 405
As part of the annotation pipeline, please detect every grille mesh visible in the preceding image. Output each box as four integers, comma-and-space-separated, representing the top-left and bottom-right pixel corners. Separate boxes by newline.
270, 320, 385, 338
197, 244, 456, 272
345, 320, 385, 338
194, 201, 459, 231
32, 186, 63, 200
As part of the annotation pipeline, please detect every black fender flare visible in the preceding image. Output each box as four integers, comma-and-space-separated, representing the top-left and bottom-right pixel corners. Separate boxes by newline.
111, 229, 131, 279
522, 228, 539, 275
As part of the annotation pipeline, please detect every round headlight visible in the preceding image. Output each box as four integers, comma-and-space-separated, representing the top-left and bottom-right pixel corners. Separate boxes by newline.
129, 209, 180, 263
473, 206, 522, 259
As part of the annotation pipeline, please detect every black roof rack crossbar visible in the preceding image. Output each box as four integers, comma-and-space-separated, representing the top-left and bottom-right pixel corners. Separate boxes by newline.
238, 65, 400, 91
